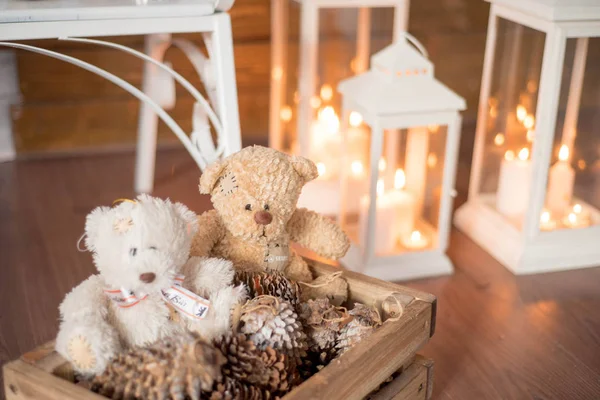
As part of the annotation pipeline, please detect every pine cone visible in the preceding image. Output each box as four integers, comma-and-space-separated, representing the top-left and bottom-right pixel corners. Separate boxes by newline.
299, 272, 348, 307
335, 303, 382, 356
234, 271, 301, 309
209, 377, 276, 400
240, 296, 308, 369
215, 334, 294, 394
299, 298, 350, 355
92, 333, 226, 400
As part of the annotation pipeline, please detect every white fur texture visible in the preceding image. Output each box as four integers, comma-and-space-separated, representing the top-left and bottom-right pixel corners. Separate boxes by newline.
56, 195, 244, 376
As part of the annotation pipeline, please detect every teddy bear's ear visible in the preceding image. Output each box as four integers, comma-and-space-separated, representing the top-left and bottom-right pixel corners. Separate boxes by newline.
199, 159, 227, 194
290, 155, 318, 183
173, 202, 198, 237
84, 206, 112, 252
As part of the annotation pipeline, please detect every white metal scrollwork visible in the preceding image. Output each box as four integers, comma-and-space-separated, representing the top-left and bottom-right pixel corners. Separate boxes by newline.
0, 35, 226, 170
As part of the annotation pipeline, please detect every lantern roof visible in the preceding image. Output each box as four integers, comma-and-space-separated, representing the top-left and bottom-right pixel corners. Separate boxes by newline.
338, 35, 466, 116
487, 0, 600, 21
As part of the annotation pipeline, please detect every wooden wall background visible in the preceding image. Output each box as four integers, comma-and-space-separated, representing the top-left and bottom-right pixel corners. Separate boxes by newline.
10, 0, 490, 158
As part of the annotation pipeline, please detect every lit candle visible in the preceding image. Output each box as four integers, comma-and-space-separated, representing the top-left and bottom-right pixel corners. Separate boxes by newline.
523, 114, 535, 130
516, 105, 527, 122
562, 204, 591, 229
347, 111, 369, 171
539, 209, 557, 231
388, 169, 417, 241
401, 230, 430, 250
497, 147, 532, 217
405, 126, 429, 217
546, 145, 575, 216
494, 133, 505, 146
350, 160, 364, 177
320, 84, 333, 102
358, 170, 416, 255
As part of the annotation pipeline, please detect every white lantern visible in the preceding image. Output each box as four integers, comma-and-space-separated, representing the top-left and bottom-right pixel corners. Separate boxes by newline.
269, 0, 411, 215
338, 35, 466, 281
455, 0, 600, 274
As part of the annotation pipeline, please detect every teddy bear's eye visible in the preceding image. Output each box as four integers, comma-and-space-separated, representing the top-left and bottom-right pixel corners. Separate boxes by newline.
148, 246, 157, 251
245, 204, 252, 211
264, 204, 270, 211
130, 248, 137, 256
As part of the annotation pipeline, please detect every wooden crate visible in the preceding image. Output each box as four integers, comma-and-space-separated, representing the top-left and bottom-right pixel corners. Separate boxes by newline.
369, 356, 434, 400
3, 261, 436, 400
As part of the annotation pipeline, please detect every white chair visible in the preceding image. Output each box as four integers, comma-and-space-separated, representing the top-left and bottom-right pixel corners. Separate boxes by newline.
0, 0, 241, 193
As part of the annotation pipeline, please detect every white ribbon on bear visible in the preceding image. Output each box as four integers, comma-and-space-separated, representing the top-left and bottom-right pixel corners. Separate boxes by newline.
104, 275, 210, 320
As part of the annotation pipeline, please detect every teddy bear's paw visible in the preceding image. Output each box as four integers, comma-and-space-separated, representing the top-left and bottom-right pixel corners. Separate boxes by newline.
67, 335, 97, 371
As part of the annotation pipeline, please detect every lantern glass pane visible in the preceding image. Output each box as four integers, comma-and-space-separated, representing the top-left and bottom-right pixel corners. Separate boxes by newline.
477, 18, 545, 230
274, 1, 396, 216
541, 37, 600, 232
341, 125, 446, 257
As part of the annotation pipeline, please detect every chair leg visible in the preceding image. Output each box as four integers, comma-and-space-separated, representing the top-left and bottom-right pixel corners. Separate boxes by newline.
134, 34, 171, 193
206, 13, 241, 156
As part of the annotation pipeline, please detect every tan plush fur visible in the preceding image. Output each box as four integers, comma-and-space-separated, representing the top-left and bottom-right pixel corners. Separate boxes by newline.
192, 146, 350, 283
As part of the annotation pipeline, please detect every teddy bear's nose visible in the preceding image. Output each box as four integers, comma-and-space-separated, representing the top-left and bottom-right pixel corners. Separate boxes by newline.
254, 211, 273, 225
139, 272, 156, 283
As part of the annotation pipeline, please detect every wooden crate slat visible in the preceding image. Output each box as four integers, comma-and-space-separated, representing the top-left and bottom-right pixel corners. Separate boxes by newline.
369, 355, 434, 400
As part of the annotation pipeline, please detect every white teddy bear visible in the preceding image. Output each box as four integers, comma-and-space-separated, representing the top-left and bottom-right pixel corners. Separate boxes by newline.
55, 195, 246, 376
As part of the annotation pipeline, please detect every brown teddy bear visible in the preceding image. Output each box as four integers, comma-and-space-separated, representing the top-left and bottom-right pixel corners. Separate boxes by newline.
191, 145, 350, 283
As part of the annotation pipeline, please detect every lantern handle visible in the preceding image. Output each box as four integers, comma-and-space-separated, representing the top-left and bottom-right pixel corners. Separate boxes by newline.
398, 32, 429, 60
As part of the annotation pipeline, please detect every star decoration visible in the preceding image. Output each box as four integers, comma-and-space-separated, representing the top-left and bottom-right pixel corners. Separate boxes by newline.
113, 217, 133, 234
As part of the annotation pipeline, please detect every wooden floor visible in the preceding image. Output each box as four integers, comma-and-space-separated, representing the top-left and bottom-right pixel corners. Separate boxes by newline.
1, 149, 600, 400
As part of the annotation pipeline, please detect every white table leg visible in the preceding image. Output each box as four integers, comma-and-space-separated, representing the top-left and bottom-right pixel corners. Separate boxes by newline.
0, 50, 19, 162
134, 33, 171, 193
207, 13, 241, 156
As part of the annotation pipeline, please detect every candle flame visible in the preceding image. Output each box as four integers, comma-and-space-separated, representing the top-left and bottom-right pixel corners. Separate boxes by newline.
318, 106, 340, 134
494, 133, 505, 146
526, 129, 535, 142
578, 159, 586, 170
504, 150, 515, 161
349, 111, 363, 127
280, 105, 292, 122
573, 204, 582, 214
316, 162, 326, 177
541, 211, 550, 223
377, 179, 384, 197
428, 125, 440, 133
410, 230, 422, 242
558, 144, 569, 162
271, 67, 283, 81
378, 158, 387, 172
524, 114, 535, 130
310, 96, 322, 109
518, 148, 529, 161
490, 106, 498, 118
568, 212, 577, 224
350, 160, 364, 176
427, 153, 437, 168
320, 84, 333, 101
394, 168, 406, 190
516, 105, 527, 122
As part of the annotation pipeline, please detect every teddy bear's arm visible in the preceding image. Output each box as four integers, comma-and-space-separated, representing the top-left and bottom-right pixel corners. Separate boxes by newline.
190, 210, 225, 257
287, 208, 350, 259
59, 274, 110, 322
182, 256, 236, 297
56, 275, 121, 376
